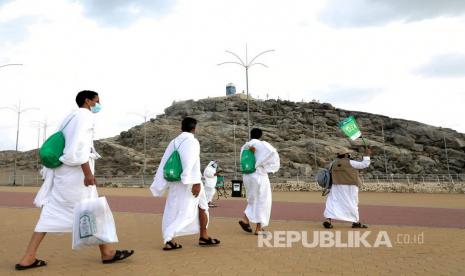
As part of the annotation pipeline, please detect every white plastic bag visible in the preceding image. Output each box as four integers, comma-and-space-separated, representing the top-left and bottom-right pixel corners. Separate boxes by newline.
72, 196, 118, 250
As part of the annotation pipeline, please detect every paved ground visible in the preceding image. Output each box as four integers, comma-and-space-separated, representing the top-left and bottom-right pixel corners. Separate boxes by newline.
1, 187, 465, 275
2, 187, 465, 228
4, 186, 465, 209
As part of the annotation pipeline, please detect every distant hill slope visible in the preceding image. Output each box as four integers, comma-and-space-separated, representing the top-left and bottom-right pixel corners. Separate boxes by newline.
1, 94, 464, 179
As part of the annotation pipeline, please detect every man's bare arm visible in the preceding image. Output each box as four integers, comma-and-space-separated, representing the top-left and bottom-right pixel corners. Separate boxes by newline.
81, 162, 97, 186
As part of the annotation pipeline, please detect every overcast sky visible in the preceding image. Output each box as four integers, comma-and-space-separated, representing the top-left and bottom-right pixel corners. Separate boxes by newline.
1, 0, 464, 151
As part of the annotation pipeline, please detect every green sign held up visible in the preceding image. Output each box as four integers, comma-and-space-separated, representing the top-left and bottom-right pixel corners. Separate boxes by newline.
338, 116, 367, 147
338, 116, 361, 140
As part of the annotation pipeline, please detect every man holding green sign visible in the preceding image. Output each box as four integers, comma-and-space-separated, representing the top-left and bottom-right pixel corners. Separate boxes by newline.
322, 115, 372, 229
323, 147, 372, 229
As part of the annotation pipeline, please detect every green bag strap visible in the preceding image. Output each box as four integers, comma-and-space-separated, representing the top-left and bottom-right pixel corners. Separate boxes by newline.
60, 115, 76, 131
173, 137, 189, 151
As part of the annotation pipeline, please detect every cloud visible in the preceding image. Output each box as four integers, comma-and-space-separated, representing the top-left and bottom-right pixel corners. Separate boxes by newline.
75, 0, 175, 27
315, 85, 381, 105
0, 16, 37, 45
319, 0, 465, 28
415, 53, 465, 78
1, 0, 465, 152
0, 0, 13, 5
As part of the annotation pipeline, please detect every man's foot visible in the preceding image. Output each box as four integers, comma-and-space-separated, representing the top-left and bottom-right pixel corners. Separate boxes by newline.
352, 222, 368, 228
199, 237, 220, 246
254, 225, 264, 235
238, 220, 252, 233
254, 228, 270, 236
102, 250, 134, 264
15, 259, 47, 271
163, 241, 182, 251
323, 221, 333, 229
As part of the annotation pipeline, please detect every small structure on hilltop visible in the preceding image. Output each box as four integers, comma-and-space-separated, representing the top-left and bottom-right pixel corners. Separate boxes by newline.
226, 83, 236, 96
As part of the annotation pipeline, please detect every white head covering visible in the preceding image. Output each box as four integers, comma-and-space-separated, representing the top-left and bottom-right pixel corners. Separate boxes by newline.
208, 160, 218, 169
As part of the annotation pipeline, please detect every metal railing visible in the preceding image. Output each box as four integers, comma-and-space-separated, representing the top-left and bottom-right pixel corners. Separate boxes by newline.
1, 173, 464, 193
0, 174, 153, 187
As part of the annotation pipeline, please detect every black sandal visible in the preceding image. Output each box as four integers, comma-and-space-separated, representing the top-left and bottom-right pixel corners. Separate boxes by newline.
323, 221, 333, 229
352, 222, 368, 228
238, 220, 252, 233
199, 237, 220, 246
15, 259, 47, 271
102, 250, 134, 264
163, 241, 182, 251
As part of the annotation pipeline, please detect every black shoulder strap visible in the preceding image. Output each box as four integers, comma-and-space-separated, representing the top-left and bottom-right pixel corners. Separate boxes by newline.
329, 160, 336, 172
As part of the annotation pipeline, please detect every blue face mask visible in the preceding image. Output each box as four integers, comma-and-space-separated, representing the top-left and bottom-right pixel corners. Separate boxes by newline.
91, 102, 102, 113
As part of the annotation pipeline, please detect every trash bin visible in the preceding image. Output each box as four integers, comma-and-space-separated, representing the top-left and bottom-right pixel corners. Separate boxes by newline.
231, 179, 243, 197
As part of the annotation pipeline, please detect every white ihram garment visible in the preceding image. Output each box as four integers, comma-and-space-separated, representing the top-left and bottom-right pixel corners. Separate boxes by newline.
241, 139, 280, 228
203, 161, 217, 202
34, 108, 100, 233
150, 132, 208, 243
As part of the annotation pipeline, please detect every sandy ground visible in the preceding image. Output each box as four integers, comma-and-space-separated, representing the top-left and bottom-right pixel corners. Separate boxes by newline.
1, 187, 465, 275
1, 207, 464, 276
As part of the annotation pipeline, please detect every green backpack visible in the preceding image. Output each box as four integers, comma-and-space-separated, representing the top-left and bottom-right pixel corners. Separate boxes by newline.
163, 138, 188, 182
240, 148, 256, 174
39, 116, 75, 169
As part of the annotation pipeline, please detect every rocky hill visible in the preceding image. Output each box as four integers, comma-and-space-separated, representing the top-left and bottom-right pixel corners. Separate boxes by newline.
1, 94, 465, 180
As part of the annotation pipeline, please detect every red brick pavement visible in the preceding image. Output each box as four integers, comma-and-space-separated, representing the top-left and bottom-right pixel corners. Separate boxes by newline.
1, 191, 464, 228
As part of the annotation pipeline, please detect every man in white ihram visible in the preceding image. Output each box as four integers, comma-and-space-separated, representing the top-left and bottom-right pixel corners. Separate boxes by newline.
323, 148, 372, 229
203, 160, 218, 207
238, 128, 280, 235
15, 90, 133, 271
151, 117, 220, 250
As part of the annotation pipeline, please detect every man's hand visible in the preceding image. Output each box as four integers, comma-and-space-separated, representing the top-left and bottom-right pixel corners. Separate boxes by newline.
84, 173, 97, 186
81, 162, 96, 186
192, 183, 201, 197
364, 147, 372, 157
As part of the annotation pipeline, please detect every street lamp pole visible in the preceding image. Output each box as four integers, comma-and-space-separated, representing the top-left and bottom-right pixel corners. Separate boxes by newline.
31, 120, 47, 165
381, 123, 389, 174
0, 102, 39, 185
246, 66, 250, 138
218, 45, 274, 140
128, 111, 156, 186
41, 119, 49, 143
1, 63, 26, 185
0, 63, 23, 69
312, 113, 317, 167
30, 121, 43, 185
443, 134, 452, 182
233, 121, 237, 179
